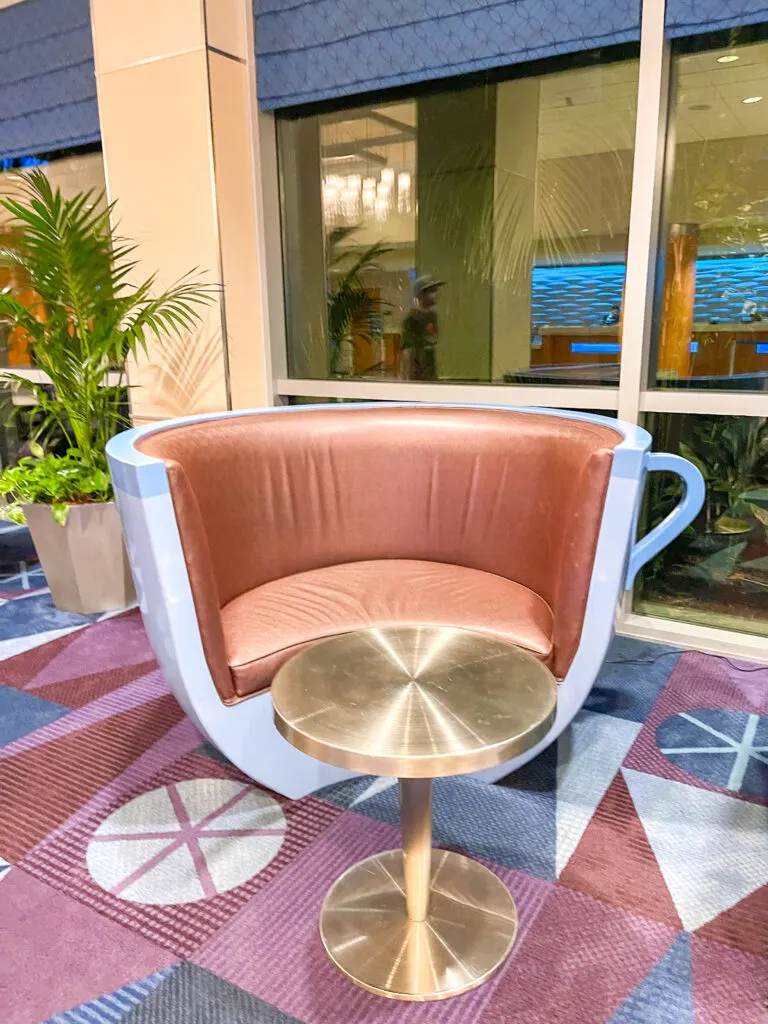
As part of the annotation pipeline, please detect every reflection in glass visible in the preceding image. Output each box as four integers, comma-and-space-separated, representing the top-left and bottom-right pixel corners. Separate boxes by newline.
277, 55, 639, 384
636, 413, 768, 635
654, 38, 768, 389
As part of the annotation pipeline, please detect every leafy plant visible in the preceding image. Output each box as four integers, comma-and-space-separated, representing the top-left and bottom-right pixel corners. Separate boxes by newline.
326, 225, 390, 373
641, 415, 768, 590
0, 446, 111, 525
0, 169, 214, 522
679, 417, 768, 533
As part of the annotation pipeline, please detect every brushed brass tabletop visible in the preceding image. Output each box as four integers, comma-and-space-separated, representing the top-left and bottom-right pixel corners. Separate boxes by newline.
271, 626, 557, 778
271, 625, 558, 1002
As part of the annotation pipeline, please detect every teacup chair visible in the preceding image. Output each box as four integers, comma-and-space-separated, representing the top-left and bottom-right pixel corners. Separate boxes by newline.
107, 404, 704, 798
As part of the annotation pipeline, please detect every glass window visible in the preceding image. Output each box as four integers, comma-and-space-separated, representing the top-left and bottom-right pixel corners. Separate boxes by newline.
277, 53, 639, 385
635, 413, 768, 635
653, 36, 768, 390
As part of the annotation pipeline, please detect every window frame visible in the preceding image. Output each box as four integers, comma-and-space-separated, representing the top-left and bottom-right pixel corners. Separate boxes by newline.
254, 0, 768, 663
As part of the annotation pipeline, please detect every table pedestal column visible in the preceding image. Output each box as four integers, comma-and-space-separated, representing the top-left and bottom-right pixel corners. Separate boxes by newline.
400, 777, 432, 921
319, 776, 520, 1001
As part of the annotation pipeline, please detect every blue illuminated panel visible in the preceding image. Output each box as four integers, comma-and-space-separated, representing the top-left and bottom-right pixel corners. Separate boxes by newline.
690, 341, 699, 353
533, 256, 768, 329
0, 156, 47, 171
757, 344, 768, 355
570, 342, 620, 354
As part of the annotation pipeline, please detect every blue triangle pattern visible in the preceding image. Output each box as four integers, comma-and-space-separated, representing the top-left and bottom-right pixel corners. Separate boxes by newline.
583, 637, 682, 723
45, 967, 175, 1023
608, 933, 694, 1024
497, 739, 557, 794
0, 592, 100, 640
323, 772, 557, 880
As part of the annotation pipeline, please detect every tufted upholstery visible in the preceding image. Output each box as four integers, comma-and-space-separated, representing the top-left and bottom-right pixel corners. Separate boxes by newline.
137, 406, 621, 703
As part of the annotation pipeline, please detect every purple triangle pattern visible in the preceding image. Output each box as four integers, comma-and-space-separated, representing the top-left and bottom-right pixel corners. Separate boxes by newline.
45, 967, 174, 1023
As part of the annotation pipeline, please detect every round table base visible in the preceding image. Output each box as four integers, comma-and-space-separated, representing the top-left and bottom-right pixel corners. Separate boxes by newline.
319, 848, 518, 1001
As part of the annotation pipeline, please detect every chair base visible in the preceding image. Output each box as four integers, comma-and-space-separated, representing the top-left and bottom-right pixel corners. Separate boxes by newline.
320, 848, 517, 1001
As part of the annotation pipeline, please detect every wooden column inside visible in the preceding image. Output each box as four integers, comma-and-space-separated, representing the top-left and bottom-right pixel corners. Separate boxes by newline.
658, 223, 699, 379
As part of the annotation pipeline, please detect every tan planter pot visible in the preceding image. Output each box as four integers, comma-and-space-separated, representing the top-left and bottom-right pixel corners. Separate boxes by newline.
24, 501, 136, 615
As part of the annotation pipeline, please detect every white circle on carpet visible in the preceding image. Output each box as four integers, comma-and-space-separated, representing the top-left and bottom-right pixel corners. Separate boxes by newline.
86, 778, 286, 905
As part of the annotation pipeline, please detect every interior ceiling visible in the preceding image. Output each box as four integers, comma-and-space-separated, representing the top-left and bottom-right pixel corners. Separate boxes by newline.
675, 41, 768, 144
537, 60, 639, 159
320, 104, 416, 175
321, 42, 768, 166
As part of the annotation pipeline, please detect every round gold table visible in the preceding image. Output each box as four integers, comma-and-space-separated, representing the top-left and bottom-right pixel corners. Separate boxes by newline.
271, 626, 557, 1002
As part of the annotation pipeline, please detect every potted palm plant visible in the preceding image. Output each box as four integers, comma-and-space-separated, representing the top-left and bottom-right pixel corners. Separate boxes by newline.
326, 226, 390, 375
0, 169, 213, 613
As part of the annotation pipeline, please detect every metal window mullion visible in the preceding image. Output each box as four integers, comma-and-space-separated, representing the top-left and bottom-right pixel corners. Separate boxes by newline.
248, 0, 288, 404
640, 388, 768, 416
617, 0, 670, 625
618, 0, 670, 425
276, 378, 620, 410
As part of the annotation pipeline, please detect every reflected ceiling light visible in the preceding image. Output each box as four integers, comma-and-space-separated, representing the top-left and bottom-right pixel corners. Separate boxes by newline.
397, 171, 412, 213
716, 54, 739, 63
362, 187, 376, 216
340, 185, 360, 221
322, 183, 339, 226
743, 95, 763, 103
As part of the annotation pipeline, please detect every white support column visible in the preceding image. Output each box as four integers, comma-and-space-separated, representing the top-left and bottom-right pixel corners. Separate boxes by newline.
207, 0, 279, 408
617, 0, 670, 424
615, 0, 669, 622
89, 0, 274, 421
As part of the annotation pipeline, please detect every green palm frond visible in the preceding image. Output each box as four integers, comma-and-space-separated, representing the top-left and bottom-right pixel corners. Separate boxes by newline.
328, 288, 375, 348
326, 226, 361, 264
325, 227, 391, 362
0, 294, 45, 342
0, 168, 215, 463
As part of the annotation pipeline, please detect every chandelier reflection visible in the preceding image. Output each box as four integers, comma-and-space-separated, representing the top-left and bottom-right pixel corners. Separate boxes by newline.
322, 166, 412, 226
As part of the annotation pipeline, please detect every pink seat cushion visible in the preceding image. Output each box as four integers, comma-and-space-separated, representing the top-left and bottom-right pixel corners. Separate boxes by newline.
221, 559, 554, 699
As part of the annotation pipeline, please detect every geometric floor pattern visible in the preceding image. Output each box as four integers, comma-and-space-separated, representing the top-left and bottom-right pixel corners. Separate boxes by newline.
86, 779, 287, 905
0, 566, 767, 1022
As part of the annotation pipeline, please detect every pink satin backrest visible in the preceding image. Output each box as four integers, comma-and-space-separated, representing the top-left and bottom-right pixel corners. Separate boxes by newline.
137, 406, 621, 680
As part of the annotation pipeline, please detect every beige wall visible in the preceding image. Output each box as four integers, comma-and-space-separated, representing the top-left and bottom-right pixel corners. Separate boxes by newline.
89, 0, 270, 421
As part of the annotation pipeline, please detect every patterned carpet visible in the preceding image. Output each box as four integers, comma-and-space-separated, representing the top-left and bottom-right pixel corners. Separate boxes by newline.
0, 548, 767, 1022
